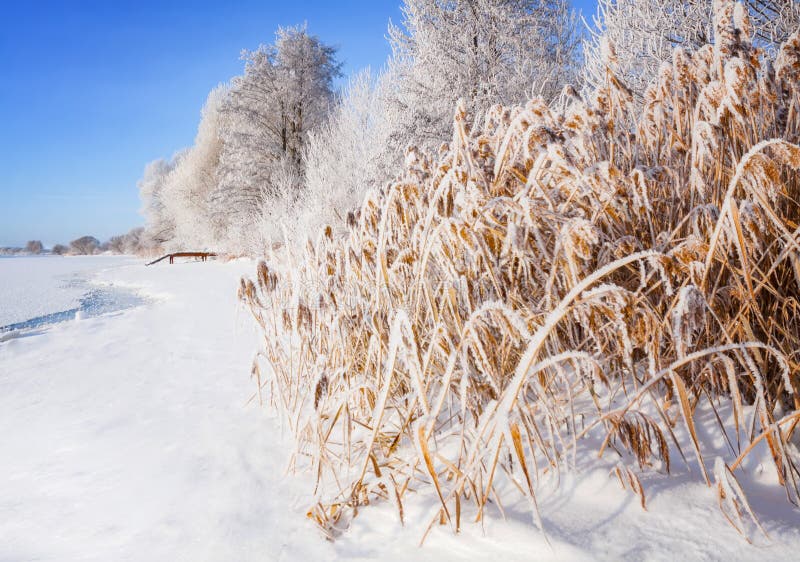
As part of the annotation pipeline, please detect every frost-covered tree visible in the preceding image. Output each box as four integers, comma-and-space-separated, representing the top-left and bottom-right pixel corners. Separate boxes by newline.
212, 24, 342, 247
386, 0, 580, 150
583, 0, 800, 98
122, 227, 145, 254
107, 227, 145, 255
300, 69, 397, 239
69, 236, 100, 255
25, 240, 43, 254
108, 235, 126, 254
138, 157, 177, 248
138, 87, 226, 252
137, 25, 340, 254
162, 86, 227, 250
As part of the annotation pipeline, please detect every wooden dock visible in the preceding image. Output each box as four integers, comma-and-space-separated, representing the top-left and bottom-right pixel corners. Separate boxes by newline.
145, 252, 217, 266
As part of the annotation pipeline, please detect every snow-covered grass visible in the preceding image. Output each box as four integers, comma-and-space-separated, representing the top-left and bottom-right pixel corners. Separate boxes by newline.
240, 1, 800, 547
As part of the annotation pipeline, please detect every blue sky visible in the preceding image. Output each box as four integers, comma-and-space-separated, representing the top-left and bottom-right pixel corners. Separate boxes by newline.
0, 0, 595, 247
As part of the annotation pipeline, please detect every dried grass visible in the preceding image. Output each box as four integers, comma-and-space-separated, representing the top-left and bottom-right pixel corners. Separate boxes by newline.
241, 0, 800, 542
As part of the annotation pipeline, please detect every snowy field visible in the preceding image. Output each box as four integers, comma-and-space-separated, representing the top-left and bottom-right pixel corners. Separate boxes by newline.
1, 259, 800, 561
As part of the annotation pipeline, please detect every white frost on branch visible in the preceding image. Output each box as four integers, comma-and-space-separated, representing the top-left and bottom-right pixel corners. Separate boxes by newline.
583, 0, 800, 100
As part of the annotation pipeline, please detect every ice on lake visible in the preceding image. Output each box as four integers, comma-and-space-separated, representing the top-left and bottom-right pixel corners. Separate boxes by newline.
0, 255, 145, 334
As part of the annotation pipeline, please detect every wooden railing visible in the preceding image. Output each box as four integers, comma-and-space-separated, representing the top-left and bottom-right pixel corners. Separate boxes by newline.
145, 252, 217, 266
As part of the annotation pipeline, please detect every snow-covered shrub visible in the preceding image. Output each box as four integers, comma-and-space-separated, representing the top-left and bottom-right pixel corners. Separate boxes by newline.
237, 155, 305, 256
242, 0, 800, 540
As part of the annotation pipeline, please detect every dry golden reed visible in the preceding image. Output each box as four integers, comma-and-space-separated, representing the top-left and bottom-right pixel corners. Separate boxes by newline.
241, 0, 800, 541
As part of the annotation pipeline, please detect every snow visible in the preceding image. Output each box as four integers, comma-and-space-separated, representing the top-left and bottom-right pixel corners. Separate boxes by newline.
1, 259, 332, 560
2, 259, 800, 560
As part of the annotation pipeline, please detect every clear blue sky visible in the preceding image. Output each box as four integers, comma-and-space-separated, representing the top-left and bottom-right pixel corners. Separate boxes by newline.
0, 0, 595, 248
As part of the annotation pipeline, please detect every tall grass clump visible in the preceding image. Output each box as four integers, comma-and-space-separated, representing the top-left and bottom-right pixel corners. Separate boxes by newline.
241, 0, 800, 541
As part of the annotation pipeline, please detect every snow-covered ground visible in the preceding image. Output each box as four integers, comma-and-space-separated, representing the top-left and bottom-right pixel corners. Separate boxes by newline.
1, 259, 799, 561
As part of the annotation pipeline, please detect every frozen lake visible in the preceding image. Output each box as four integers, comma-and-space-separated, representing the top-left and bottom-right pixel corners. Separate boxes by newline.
0, 255, 145, 333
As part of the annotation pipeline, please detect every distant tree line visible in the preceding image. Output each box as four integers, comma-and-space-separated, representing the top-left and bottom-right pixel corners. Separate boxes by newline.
0, 227, 146, 256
